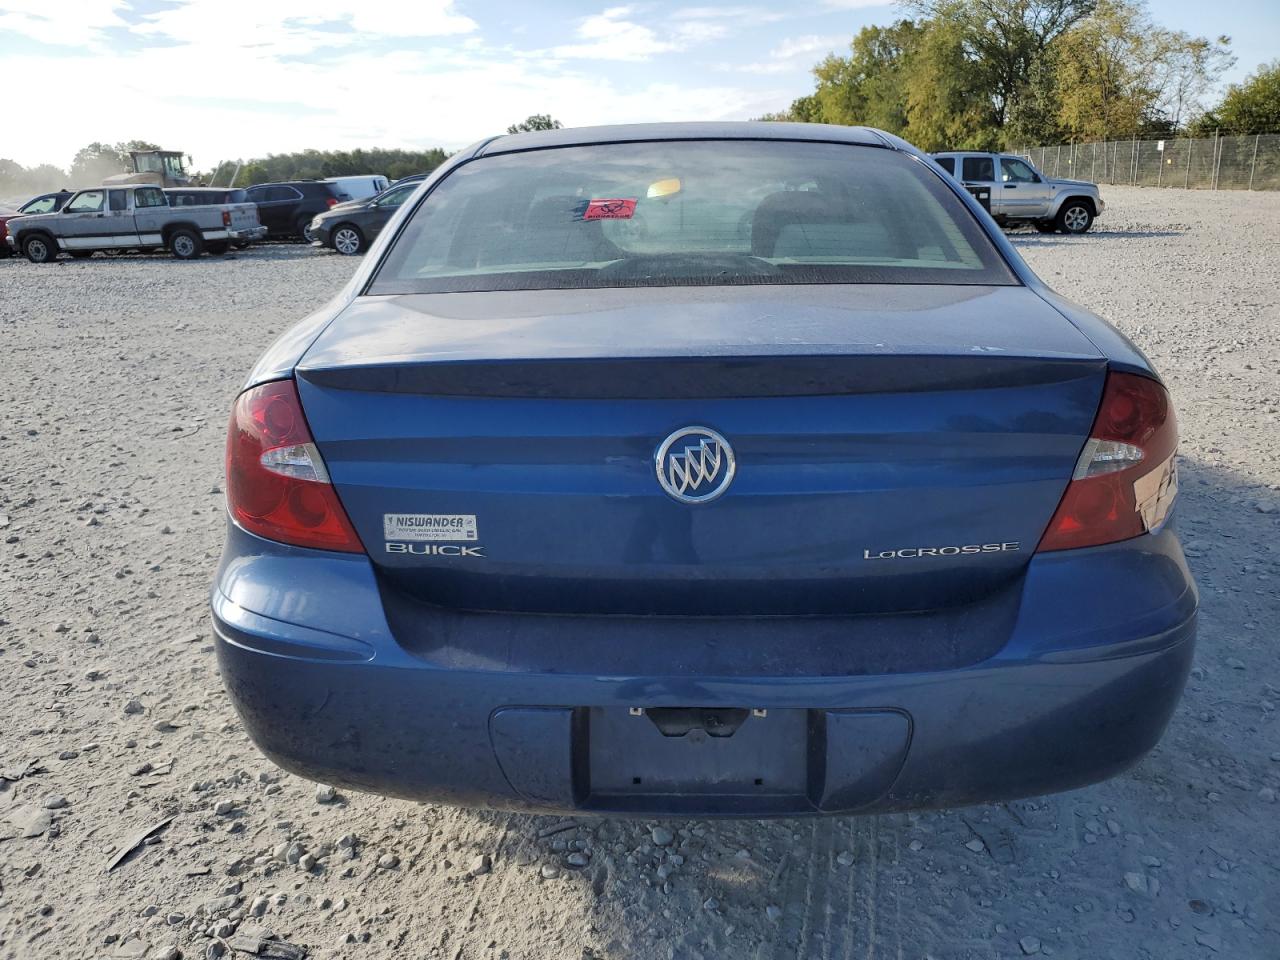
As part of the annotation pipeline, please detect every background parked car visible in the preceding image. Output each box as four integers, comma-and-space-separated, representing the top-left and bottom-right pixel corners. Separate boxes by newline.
243, 181, 349, 240
2, 191, 76, 258
931, 151, 1104, 233
0, 206, 18, 257
308, 178, 421, 255
323, 175, 390, 200
8, 184, 265, 262
389, 173, 428, 189
931, 154, 1100, 238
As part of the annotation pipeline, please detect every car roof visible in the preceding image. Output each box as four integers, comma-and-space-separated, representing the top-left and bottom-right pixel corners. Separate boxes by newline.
477, 122, 891, 156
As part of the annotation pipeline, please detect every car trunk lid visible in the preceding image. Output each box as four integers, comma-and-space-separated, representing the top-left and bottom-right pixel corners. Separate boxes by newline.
295, 284, 1105, 615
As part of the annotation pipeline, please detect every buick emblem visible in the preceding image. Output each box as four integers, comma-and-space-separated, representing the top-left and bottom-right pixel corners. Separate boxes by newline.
655, 427, 736, 504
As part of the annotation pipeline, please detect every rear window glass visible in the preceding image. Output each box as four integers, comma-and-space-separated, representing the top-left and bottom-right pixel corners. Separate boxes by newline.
370, 140, 1014, 294
934, 157, 955, 175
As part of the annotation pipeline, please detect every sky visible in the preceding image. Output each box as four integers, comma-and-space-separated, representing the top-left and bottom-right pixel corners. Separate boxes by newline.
1, 0, 1277, 171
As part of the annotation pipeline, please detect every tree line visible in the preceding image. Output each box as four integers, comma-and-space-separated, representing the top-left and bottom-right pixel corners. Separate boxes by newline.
760, 0, 1277, 149
0, 115, 570, 202
218, 148, 451, 187
0, 141, 454, 200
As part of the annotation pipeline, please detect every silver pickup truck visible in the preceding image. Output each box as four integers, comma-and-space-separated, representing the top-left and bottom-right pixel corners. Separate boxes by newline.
5, 184, 266, 262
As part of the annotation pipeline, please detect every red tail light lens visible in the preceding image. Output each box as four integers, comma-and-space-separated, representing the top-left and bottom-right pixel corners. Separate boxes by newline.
225, 380, 364, 553
326, 197, 339, 208
1038, 372, 1178, 552
222, 209, 232, 227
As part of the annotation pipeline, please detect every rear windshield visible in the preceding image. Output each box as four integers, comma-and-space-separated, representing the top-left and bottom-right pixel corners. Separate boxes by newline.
369, 140, 1015, 295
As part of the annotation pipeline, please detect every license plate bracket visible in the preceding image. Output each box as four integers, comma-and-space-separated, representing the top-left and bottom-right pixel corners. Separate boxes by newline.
587, 705, 808, 799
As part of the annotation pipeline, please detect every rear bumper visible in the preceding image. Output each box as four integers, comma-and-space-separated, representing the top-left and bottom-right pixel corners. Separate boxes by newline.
227, 225, 267, 242
212, 523, 1196, 816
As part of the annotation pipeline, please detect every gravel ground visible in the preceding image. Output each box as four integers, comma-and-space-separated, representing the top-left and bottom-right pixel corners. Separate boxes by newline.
1, 188, 1278, 960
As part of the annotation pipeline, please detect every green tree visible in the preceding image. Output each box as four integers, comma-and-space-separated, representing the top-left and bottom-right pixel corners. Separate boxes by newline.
806, 21, 924, 130
507, 114, 563, 134
1196, 60, 1280, 134
906, 0, 1097, 128
1158, 35, 1234, 132
66, 140, 166, 185
903, 19, 999, 149
754, 94, 823, 123
1004, 45, 1064, 145
69, 142, 129, 184
1054, 2, 1232, 140
0, 159, 71, 200
229, 147, 451, 187
1053, 1, 1154, 139
754, 0, 1232, 148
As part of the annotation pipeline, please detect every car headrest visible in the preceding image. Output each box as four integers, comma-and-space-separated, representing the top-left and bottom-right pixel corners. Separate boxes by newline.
750, 191, 862, 258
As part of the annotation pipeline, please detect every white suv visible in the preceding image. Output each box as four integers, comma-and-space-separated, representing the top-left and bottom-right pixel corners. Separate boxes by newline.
932, 152, 1104, 234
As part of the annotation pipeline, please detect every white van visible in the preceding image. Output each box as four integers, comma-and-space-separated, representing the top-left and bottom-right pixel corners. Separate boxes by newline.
323, 175, 391, 200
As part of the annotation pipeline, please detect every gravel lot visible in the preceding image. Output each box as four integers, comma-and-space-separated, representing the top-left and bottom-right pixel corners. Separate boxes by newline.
1, 187, 1278, 960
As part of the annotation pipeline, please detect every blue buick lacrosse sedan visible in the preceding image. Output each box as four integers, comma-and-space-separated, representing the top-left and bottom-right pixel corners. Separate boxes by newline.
212, 123, 1196, 816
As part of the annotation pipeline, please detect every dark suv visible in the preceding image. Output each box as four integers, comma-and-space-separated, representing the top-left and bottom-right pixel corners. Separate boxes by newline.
243, 181, 349, 240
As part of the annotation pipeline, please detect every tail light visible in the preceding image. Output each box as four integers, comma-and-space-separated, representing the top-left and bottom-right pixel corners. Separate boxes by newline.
222, 209, 232, 227
225, 380, 364, 553
326, 197, 339, 208
1038, 372, 1178, 552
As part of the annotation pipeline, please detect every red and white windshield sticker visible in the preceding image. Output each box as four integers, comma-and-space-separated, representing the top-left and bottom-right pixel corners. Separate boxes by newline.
582, 198, 637, 220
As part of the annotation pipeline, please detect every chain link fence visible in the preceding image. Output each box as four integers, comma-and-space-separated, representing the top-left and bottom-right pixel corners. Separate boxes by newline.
1017, 134, 1280, 190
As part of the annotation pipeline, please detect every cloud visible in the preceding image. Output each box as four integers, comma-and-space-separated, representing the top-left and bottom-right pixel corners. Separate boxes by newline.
548, 4, 745, 62
550, 7, 682, 61
0, 0, 815, 170
0, 0, 129, 47
132, 0, 477, 59
670, 6, 788, 24
0, 32, 758, 169
730, 34, 846, 75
